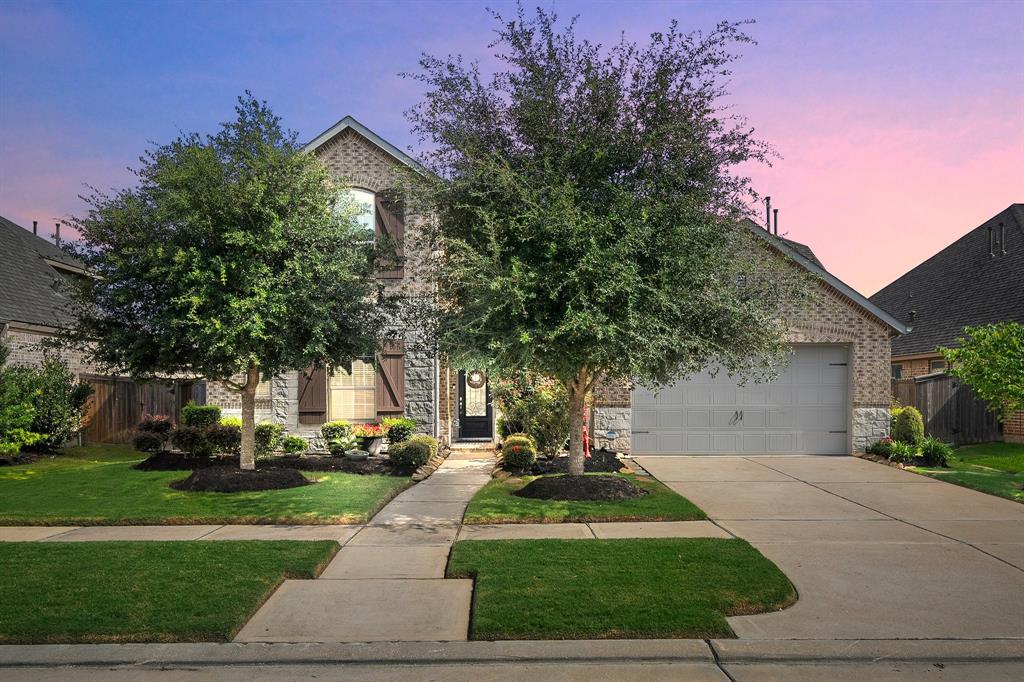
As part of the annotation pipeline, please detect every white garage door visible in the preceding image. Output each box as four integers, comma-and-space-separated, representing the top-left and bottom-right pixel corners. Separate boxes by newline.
631, 345, 849, 455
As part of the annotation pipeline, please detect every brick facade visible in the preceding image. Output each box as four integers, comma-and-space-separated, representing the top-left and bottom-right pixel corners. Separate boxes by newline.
203, 124, 437, 443
2, 324, 102, 379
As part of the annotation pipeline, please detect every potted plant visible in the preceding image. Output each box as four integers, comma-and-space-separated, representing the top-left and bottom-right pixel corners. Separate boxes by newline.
327, 432, 358, 457
351, 423, 385, 456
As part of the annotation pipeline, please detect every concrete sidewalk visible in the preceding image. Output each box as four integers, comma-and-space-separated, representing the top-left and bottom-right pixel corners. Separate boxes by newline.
636, 455, 1024, 640
2, 639, 1021, 681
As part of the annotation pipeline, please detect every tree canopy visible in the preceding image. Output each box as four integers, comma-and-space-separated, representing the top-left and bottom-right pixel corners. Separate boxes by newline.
66, 94, 392, 468
941, 322, 1024, 423
405, 8, 810, 473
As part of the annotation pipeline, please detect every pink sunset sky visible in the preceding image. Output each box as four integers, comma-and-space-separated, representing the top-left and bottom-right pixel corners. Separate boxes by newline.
0, 0, 1021, 296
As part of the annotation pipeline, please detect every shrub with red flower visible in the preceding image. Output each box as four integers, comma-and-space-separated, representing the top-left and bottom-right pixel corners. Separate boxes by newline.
352, 423, 385, 438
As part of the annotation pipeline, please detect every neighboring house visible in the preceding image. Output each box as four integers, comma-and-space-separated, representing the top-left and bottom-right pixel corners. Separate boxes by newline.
0, 215, 201, 443
0, 215, 95, 375
219, 115, 905, 455
870, 204, 1024, 441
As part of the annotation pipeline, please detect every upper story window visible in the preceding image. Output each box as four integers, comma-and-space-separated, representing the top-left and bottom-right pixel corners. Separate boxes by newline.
929, 359, 947, 373
891, 364, 903, 380
341, 188, 376, 242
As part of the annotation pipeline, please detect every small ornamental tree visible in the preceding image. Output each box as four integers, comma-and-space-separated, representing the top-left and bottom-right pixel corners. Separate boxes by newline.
65, 94, 392, 470
405, 9, 810, 475
940, 322, 1024, 422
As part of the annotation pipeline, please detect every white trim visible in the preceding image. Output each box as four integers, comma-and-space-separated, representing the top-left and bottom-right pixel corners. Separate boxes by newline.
744, 220, 909, 335
303, 115, 429, 175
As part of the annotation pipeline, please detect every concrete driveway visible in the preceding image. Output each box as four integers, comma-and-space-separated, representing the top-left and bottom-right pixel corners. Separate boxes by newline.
634, 455, 1024, 640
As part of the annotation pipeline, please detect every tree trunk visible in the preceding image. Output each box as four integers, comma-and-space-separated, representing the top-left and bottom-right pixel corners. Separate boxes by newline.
566, 368, 589, 476
239, 362, 260, 471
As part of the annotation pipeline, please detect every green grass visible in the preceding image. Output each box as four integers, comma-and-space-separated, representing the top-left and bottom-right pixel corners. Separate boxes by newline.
0, 540, 337, 643
447, 538, 796, 639
910, 441, 1024, 503
0, 445, 410, 525
462, 473, 705, 524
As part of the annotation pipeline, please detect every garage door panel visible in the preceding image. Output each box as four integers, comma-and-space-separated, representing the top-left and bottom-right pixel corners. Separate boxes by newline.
630, 345, 849, 455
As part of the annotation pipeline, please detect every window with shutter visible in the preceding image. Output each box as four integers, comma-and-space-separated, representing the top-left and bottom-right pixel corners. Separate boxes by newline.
297, 366, 328, 424
329, 358, 377, 422
374, 193, 405, 279
376, 342, 406, 415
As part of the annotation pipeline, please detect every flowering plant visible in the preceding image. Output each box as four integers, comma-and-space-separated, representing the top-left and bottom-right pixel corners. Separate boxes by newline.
351, 423, 385, 438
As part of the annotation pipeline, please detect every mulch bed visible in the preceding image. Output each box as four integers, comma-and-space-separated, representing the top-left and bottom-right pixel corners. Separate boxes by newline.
0, 452, 45, 467
134, 452, 404, 476
169, 466, 313, 493
513, 474, 648, 501
526, 448, 625, 475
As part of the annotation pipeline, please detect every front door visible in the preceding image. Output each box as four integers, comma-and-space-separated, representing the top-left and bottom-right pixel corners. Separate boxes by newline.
457, 369, 493, 439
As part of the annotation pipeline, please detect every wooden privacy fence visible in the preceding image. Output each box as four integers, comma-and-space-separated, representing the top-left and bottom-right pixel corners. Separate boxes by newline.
81, 376, 206, 444
891, 374, 1002, 445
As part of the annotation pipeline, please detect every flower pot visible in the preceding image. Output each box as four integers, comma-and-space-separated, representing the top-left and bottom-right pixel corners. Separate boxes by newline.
344, 449, 369, 461
359, 436, 383, 456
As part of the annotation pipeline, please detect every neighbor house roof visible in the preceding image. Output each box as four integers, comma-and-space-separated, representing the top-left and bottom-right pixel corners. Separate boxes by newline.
303, 115, 429, 174
742, 218, 908, 335
0, 215, 86, 329
869, 203, 1024, 357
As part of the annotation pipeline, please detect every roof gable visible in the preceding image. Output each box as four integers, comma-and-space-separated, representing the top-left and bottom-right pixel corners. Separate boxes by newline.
742, 219, 907, 335
303, 116, 428, 174
869, 204, 1024, 356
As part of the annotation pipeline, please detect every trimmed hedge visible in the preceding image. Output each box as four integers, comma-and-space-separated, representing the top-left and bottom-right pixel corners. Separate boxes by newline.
893, 407, 924, 445
389, 439, 431, 469
408, 434, 438, 459
502, 433, 537, 469
181, 403, 222, 429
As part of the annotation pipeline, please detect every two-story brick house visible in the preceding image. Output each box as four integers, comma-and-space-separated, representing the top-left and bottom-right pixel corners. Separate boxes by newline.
209, 116, 906, 454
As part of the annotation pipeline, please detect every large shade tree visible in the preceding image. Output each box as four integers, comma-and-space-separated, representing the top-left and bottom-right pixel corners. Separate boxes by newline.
66, 94, 392, 469
406, 8, 811, 475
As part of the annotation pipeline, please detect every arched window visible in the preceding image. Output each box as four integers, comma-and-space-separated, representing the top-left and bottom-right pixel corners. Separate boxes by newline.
344, 188, 376, 242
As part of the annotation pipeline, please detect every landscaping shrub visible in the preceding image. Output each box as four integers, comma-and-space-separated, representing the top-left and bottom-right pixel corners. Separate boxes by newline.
888, 440, 917, 463
893, 407, 924, 445
493, 372, 570, 457
0, 346, 90, 454
866, 436, 893, 456
206, 423, 242, 455
502, 433, 537, 469
919, 436, 953, 467
255, 422, 284, 457
138, 414, 174, 442
282, 435, 307, 454
220, 416, 243, 428
389, 439, 431, 469
23, 353, 93, 450
181, 402, 222, 429
889, 405, 905, 433
320, 420, 352, 441
0, 354, 41, 456
327, 432, 359, 455
131, 431, 164, 453
382, 416, 416, 443
408, 434, 438, 459
171, 425, 215, 458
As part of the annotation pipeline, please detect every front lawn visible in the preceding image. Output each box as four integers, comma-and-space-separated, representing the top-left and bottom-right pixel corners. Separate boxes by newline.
910, 441, 1024, 503
447, 538, 795, 639
0, 445, 410, 525
0, 540, 337, 643
462, 473, 705, 524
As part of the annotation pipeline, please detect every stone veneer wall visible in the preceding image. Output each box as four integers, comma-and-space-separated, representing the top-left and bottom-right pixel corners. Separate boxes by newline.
591, 261, 895, 454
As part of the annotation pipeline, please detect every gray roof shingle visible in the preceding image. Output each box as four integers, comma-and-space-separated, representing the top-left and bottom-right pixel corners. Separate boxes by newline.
869, 204, 1024, 356
0, 216, 85, 328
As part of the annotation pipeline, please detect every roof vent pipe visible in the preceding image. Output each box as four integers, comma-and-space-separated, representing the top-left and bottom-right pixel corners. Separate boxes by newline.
32, 220, 38, 236
988, 225, 994, 258
765, 196, 772, 232
909, 310, 916, 322
54, 222, 61, 247
1000, 221, 1007, 255
773, 208, 779, 236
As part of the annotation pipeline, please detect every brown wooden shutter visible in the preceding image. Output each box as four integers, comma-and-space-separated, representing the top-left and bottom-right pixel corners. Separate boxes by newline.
375, 193, 405, 279
297, 366, 327, 424
375, 342, 405, 415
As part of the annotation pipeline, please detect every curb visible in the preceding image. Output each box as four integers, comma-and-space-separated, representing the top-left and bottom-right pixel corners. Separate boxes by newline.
2, 639, 1023, 668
